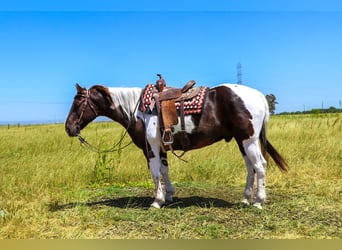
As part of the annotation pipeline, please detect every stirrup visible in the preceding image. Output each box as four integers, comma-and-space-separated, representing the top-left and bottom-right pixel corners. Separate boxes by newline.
162, 130, 174, 145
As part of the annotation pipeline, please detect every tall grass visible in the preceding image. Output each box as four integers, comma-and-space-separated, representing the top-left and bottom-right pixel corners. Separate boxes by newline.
0, 113, 341, 238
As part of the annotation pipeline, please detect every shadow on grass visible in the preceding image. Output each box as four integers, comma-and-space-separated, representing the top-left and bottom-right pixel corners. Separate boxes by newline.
49, 195, 238, 212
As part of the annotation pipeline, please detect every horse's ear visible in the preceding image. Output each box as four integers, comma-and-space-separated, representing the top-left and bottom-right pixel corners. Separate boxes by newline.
75, 83, 84, 93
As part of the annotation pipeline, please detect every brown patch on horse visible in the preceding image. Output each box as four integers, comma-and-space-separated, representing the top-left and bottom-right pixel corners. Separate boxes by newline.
90, 85, 115, 110
215, 86, 254, 141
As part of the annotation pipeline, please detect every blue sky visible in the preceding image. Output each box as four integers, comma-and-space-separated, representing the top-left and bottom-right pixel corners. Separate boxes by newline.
0, 1, 342, 123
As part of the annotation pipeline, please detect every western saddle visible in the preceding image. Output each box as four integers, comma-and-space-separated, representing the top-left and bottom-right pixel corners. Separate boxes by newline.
153, 74, 200, 152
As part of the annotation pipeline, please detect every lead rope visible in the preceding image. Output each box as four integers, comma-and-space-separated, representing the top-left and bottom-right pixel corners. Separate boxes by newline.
77, 133, 133, 153
170, 147, 188, 162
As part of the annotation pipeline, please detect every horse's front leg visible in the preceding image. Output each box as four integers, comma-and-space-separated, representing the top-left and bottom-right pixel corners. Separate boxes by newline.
148, 149, 165, 208
144, 114, 166, 208
160, 151, 175, 203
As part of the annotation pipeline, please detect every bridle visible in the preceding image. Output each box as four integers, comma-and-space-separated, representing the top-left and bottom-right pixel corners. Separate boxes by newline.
75, 88, 134, 153
76, 89, 98, 126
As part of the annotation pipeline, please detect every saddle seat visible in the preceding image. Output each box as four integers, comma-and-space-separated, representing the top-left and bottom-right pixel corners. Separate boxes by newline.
158, 80, 197, 101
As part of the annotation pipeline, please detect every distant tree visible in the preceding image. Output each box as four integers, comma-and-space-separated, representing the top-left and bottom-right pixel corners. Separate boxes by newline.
328, 106, 337, 113
265, 94, 278, 115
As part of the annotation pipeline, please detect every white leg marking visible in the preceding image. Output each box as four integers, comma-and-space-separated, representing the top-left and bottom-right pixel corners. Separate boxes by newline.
242, 155, 255, 205
160, 156, 175, 202
149, 154, 165, 208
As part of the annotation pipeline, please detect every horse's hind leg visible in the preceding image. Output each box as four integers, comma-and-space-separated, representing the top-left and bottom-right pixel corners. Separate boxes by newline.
237, 140, 255, 205
242, 139, 267, 209
241, 155, 255, 206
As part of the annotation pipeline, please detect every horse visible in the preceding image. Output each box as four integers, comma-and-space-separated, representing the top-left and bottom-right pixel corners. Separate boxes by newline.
65, 81, 288, 209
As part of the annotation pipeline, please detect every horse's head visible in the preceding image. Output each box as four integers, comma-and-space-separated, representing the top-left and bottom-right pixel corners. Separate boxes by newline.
65, 84, 99, 137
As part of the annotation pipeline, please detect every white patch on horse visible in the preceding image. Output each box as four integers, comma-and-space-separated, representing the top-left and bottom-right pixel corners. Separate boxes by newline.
108, 87, 142, 119
142, 114, 161, 142
172, 116, 196, 134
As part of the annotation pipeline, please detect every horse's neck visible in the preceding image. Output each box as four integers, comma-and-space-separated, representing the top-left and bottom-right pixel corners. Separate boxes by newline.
106, 87, 146, 149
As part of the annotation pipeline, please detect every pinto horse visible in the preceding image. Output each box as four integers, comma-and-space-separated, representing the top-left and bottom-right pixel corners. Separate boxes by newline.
65, 82, 287, 209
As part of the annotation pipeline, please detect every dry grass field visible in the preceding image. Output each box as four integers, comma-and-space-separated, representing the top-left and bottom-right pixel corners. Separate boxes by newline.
0, 113, 341, 238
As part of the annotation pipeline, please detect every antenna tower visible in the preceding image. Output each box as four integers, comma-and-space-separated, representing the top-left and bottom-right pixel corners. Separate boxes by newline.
237, 62, 242, 84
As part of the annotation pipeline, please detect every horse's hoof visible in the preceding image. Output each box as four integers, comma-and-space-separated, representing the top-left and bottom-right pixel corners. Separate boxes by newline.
241, 198, 250, 206
150, 201, 162, 209
253, 202, 263, 209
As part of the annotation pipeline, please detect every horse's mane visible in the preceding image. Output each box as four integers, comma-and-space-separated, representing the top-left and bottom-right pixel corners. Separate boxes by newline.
108, 87, 142, 120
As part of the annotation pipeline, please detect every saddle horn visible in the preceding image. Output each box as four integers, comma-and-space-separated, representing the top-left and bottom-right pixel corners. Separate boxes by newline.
156, 74, 166, 92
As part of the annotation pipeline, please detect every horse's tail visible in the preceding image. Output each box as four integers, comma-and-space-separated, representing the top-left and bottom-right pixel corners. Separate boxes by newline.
260, 115, 288, 173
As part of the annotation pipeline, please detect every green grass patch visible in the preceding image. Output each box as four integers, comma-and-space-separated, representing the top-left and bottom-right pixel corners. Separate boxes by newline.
0, 114, 341, 238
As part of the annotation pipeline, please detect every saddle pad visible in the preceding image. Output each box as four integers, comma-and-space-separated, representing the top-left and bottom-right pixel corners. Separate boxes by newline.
140, 84, 208, 115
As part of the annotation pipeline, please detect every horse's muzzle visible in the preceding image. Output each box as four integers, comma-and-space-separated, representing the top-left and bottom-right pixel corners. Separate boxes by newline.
65, 124, 80, 137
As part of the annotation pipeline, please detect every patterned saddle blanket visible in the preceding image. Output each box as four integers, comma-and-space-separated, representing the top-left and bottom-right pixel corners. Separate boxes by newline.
140, 84, 208, 115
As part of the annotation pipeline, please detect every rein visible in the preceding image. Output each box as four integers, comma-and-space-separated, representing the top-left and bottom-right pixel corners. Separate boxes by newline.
77, 133, 133, 153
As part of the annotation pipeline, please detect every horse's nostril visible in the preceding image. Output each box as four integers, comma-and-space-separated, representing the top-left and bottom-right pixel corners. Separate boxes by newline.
76, 125, 80, 134
66, 127, 72, 136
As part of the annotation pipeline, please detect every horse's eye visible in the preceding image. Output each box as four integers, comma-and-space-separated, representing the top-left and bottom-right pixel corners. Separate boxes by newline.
76, 97, 83, 102
74, 95, 85, 103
